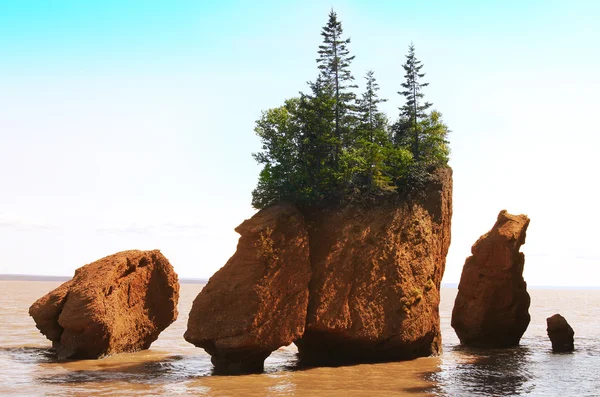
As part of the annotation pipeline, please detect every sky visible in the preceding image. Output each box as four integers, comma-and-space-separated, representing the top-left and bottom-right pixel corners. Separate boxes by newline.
1, 1, 599, 286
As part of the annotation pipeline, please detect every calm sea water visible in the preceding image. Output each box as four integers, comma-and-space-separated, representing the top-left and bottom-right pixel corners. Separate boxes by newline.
1, 281, 599, 396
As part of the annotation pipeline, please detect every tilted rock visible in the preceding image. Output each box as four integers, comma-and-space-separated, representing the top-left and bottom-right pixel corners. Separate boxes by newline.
547, 314, 574, 352
29, 250, 179, 359
295, 167, 453, 364
184, 203, 311, 374
451, 210, 531, 347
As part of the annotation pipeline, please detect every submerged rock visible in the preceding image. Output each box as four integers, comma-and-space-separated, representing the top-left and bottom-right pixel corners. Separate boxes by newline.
295, 167, 453, 364
547, 314, 574, 352
29, 250, 179, 359
184, 203, 311, 374
451, 210, 531, 347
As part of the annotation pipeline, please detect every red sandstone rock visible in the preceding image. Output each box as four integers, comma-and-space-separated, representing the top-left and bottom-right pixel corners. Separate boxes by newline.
184, 203, 311, 374
295, 167, 453, 363
29, 250, 179, 359
451, 210, 531, 347
547, 314, 574, 352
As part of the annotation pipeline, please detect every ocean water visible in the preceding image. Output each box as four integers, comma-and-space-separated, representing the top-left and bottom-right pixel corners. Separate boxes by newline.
1, 281, 599, 396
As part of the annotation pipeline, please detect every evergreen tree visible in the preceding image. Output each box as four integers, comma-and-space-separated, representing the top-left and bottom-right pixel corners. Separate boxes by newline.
251, 11, 450, 210
397, 43, 432, 161
354, 70, 391, 189
357, 70, 387, 138
317, 9, 357, 163
296, 76, 337, 201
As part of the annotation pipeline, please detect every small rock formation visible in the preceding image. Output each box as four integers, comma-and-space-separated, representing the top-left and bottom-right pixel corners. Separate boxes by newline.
296, 167, 453, 363
29, 250, 179, 359
547, 314, 574, 352
451, 210, 531, 347
184, 203, 311, 374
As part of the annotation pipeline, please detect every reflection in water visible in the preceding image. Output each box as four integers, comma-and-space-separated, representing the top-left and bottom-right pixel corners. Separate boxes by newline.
0, 345, 438, 397
36, 355, 213, 385
428, 346, 534, 396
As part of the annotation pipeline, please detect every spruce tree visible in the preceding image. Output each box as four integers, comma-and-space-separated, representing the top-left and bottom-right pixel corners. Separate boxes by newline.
357, 70, 387, 138
251, 12, 450, 210
316, 9, 357, 164
297, 76, 336, 201
397, 43, 432, 161
355, 70, 390, 189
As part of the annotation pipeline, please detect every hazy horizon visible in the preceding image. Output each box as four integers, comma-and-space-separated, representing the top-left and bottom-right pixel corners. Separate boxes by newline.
1, 1, 599, 286
2, 273, 599, 290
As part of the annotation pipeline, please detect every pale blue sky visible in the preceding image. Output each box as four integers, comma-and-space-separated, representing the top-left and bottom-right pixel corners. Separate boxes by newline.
1, 1, 599, 286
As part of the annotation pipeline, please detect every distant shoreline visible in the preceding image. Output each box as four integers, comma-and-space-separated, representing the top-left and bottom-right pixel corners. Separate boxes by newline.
0, 274, 209, 284
0, 275, 598, 289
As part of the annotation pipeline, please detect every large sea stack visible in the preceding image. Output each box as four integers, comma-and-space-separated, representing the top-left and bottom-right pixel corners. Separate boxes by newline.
451, 210, 531, 347
296, 167, 452, 363
29, 250, 179, 359
184, 203, 311, 374
185, 167, 452, 371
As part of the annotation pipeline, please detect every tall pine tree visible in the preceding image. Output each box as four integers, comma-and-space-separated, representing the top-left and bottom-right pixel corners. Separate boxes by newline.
397, 43, 432, 161
317, 9, 357, 165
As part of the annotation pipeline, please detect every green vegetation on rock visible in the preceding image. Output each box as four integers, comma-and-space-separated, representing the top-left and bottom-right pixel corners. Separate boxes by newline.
252, 10, 450, 209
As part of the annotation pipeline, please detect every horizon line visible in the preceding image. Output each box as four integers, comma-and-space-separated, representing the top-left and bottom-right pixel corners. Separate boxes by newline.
1, 274, 599, 289
0, 273, 208, 284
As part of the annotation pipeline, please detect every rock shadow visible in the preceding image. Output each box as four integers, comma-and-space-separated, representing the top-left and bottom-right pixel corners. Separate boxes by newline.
422, 345, 534, 396
0, 346, 57, 364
